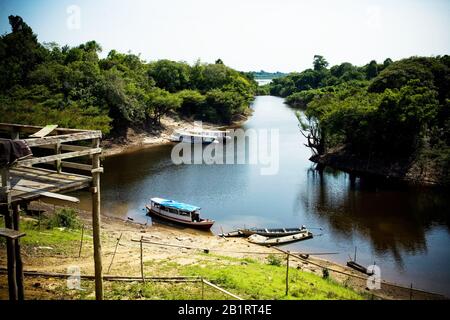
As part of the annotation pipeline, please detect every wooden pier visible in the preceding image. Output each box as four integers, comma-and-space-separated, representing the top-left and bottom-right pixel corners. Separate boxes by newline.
0, 123, 104, 300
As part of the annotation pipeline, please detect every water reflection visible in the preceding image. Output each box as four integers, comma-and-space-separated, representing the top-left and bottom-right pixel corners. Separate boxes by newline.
299, 167, 449, 268
66, 96, 450, 295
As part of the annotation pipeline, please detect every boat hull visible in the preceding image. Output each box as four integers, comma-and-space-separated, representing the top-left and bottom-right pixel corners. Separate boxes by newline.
170, 134, 218, 144
239, 227, 306, 237
247, 231, 313, 245
146, 206, 214, 230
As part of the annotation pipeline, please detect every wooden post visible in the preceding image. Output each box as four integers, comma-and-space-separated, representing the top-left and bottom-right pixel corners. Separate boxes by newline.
4, 208, 17, 300
201, 277, 204, 299
12, 204, 24, 300
1, 168, 17, 300
55, 141, 62, 173
140, 236, 145, 283
410, 283, 413, 300
354, 246, 357, 262
285, 251, 290, 296
91, 138, 103, 300
78, 224, 84, 258
11, 130, 19, 140
107, 232, 122, 273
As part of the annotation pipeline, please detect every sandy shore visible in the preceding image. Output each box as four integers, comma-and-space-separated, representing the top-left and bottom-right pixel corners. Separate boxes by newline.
100, 116, 242, 158
0, 201, 446, 300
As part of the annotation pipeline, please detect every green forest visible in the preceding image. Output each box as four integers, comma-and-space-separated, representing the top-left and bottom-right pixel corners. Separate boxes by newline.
265, 55, 450, 184
1, 15, 449, 184
0, 16, 257, 135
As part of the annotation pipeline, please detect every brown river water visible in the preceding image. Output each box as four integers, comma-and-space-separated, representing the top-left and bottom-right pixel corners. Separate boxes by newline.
67, 96, 450, 296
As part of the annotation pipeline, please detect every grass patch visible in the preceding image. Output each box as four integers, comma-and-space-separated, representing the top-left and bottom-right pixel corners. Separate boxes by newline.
140, 253, 364, 300
179, 254, 363, 300
48, 278, 231, 300
0, 213, 87, 255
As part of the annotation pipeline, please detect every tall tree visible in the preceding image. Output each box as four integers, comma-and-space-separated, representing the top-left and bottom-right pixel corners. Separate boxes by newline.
313, 55, 329, 71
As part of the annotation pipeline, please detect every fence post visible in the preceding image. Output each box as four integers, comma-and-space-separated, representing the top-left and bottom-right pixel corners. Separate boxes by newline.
107, 232, 122, 273
285, 251, 290, 296
78, 224, 84, 258
410, 283, 413, 300
140, 236, 145, 283
201, 277, 204, 299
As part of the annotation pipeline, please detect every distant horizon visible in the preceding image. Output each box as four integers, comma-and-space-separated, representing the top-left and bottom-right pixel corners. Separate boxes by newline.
1, 0, 449, 73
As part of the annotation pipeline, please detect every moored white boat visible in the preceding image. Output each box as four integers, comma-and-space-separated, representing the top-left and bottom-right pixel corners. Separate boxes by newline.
189, 128, 231, 141
247, 230, 313, 245
239, 226, 308, 237
146, 197, 215, 230
169, 128, 230, 144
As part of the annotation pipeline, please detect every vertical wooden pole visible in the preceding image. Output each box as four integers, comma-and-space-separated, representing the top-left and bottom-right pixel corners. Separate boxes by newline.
11, 130, 19, 140
91, 138, 103, 300
12, 204, 24, 300
354, 246, 357, 262
55, 141, 62, 173
140, 236, 145, 283
1, 168, 17, 300
4, 209, 17, 300
78, 224, 84, 258
201, 277, 204, 299
285, 251, 290, 296
410, 283, 413, 300
107, 232, 122, 273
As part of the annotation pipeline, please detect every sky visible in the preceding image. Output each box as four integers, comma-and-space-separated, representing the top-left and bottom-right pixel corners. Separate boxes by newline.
0, 0, 449, 72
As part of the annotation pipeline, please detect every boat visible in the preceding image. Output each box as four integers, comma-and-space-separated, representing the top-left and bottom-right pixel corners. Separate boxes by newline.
145, 197, 215, 230
189, 128, 231, 141
239, 226, 308, 237
346, 261, 374, 275
247, 230, 313, 245
218, 230, 244, 237
169, 128, 230, 144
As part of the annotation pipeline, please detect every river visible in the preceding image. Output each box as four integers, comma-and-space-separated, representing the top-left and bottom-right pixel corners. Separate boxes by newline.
72, 95, 450, 296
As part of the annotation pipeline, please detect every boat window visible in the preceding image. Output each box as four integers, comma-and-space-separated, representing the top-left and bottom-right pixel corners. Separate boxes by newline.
168, 208, 178, 214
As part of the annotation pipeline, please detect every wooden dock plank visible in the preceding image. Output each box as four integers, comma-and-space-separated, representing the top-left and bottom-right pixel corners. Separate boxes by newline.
12, 185, 80, 203
8, 167, 91, 204
0, 228, 26, 240
10, 167, 89, 183
29, 125, 58, 138
16, 148, 102, 167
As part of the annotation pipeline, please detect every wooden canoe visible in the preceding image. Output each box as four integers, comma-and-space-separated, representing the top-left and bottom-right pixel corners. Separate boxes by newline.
247, 231, 313, 245
218, 230, 244, 237
346, 261, 374, 275
239, 227, 307, 237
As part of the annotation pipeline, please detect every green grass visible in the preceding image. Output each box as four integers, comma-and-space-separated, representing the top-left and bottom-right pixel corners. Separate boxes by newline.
48, 278, 230, 300
180, 255, 363, 300
46, 253, 364, 300
142, 253, 363, 300
0, 215, 88, 254
0, 215, 364, 300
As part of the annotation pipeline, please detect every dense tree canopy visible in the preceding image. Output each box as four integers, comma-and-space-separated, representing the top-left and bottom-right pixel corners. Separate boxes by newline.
275, 55, 450, 183
0, 16, 257, 135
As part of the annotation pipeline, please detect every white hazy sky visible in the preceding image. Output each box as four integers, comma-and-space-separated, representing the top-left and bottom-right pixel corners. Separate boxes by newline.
1, 0, 449, 72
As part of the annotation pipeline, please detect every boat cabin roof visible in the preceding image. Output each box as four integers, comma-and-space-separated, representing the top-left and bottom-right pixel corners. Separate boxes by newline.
151, 197, 201, 212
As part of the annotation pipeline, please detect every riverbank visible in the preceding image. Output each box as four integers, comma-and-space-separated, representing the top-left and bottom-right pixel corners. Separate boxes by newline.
101, 117, 223, 157
0, 201, 446, 300
101, 113, 251, 158
310, 145, 450, 187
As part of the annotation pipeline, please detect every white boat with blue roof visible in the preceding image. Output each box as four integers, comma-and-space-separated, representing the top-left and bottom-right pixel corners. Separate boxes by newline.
146, 197, 215, 230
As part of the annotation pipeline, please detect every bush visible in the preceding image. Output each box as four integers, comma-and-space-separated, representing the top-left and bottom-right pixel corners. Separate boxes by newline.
266, 254, 283, 266
322, 268, 330, 279
45, 208, 81, 229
